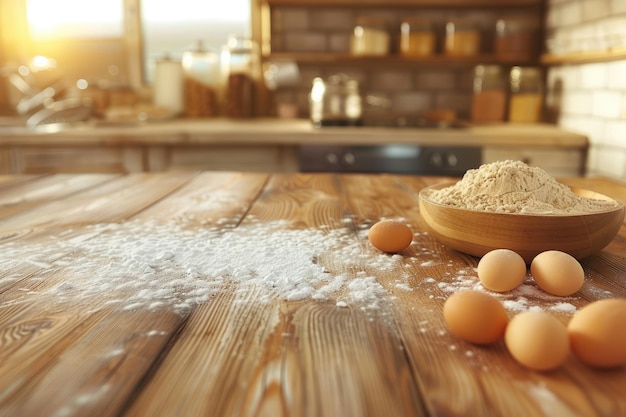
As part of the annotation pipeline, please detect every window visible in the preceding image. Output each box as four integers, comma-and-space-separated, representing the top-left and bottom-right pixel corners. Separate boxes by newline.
19, 0, 251, 86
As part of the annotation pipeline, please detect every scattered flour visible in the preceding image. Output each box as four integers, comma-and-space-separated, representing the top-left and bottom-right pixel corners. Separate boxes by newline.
0, 217, 414, 314
424, 160, 620, 214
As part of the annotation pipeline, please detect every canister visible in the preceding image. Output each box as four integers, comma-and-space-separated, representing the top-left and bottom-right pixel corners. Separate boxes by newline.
495, 17, 538, 58
222, 36, 259, 118
153, 55, 184, 115
399, 17, 435, 57
471, 65, 506, 123
350, 16, 390, 56
181, 40, 221, 117
508, 66, 543, 123
445, 18, 480, 56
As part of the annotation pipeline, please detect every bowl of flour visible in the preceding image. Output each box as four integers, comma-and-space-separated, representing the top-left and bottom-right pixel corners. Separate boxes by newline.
418, 160, 624, 262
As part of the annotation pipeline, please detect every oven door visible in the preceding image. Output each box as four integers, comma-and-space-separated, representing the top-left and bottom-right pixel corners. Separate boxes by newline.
298, 144, 482, 176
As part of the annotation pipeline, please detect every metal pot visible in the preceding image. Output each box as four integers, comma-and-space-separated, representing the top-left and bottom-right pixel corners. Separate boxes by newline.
309, 73, 362, 127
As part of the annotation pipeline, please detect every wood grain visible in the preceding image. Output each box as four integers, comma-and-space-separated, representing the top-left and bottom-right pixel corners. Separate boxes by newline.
0, 173, 624, 417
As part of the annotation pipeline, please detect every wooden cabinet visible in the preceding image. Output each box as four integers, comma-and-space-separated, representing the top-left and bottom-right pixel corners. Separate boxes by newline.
483, 146, 586, 177
146, 145, 299, 172
2, 146, 144, 174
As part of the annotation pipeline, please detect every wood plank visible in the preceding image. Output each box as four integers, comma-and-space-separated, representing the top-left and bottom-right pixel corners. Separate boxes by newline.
336, 176, 626, 417
0, 172, 271, 416
123, 173, 429, 417
0, 174, 119, 220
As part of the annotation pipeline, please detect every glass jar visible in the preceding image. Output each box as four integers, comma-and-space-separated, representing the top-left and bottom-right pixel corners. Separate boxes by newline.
399, 17, 435, 57
182, 40, 221, 117
445, 18, 480, 56
508, 66, 543, 123
350, 16, 390, 56
471, 65, 507, 123
222, 36, 259, 118
495, 17, 538, 58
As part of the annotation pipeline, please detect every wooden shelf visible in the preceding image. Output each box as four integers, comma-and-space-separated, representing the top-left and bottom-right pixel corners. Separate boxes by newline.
264, 0, 541, 7
263, 52, 539, 67
541, 48, 626, 65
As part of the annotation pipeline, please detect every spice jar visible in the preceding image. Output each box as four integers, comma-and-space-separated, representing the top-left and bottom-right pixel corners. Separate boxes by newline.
445, 18, 480, 56
350, 16, 390, 56
471, 65, 507, 123
153, 55, 184, 116
222, 36, 259, 118
182, 40, 221, 118
508, 66, 543, 123
495, 17, 538, 58
399, 17, 435, 57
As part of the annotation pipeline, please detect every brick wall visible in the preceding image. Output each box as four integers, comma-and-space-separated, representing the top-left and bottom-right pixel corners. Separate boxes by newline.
269, 7, 512, 123
545, 0, 626, 180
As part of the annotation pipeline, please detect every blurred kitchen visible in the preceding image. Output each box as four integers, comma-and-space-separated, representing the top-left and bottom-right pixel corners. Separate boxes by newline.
0, 0, 625, 179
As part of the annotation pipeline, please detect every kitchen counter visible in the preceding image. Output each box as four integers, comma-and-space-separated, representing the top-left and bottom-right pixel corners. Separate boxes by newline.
0, 118, 588, 147
0, 172, 624, 417
0, 119, 589, 176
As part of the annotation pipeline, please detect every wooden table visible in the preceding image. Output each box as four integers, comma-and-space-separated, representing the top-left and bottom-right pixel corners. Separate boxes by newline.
0, 172, 624, 417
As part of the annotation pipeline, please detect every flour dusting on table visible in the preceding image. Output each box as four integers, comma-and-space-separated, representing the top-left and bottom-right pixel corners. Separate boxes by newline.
0, 217, 407, 314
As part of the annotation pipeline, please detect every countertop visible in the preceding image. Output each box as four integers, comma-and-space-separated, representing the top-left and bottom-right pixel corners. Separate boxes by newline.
1, 172, 624, 417
0, 118, 589, 148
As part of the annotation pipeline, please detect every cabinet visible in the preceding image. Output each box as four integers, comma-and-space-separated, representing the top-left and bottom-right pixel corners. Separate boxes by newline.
2, 146, 144, 174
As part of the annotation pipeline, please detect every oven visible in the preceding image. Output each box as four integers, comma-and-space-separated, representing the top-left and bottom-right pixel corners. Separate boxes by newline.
298, 144, 482, 176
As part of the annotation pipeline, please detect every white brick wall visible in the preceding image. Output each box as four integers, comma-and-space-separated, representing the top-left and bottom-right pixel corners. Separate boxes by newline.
546, 0, 626, 180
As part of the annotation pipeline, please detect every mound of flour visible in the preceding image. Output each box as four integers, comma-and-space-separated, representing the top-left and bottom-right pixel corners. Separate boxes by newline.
425, 160, 620, 214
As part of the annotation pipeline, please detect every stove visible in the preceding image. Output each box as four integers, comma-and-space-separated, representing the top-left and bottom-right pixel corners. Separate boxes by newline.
298, 144, 481, 176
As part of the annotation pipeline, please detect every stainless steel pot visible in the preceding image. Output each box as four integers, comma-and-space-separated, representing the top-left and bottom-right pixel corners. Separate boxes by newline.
309, 73, 362, 127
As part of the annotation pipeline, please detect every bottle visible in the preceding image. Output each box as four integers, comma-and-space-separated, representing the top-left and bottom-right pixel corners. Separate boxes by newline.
350, 16, 390, 56
471, 65, 507, 123
508, 66, 543, 123
222, 36, 259, 118
445, 18, 480, 56
181, 40, 221, 117
399, 17, 435, 57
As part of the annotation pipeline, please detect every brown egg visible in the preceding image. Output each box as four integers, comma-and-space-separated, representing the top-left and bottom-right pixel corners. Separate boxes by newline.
530, 250, 584, 296
568, 298, 626, 368
368, 220, 413, 253
504, 311, 570, 371
443, 290, 509, 344
477, 249, 527, 292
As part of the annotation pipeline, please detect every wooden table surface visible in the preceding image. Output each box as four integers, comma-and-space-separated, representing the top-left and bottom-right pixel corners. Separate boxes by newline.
0, 172, 624, 417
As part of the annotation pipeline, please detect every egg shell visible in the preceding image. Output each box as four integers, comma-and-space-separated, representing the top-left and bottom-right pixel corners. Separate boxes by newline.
477, 249, 527, 292
443, 290, 509, 344
368, 220, 413, 253
567, 298, 626, 368
505, 311, 570, 371
530, 250, 584, 296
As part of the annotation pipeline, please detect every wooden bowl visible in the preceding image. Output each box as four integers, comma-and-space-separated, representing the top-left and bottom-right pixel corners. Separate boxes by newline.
419, 182, 625, 263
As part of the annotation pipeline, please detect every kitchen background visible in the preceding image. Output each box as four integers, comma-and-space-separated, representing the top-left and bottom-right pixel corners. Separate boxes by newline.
0, 0, 625, 180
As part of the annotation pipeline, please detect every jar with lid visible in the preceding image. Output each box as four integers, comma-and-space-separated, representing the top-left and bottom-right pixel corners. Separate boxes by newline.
495, 17, 538, 58
309, 74, 362, 127
222, 36, 259, 118
350, 16, 390, 56
508, 66, 543, 123
399, 17, 435, 57
445, 18, 480, 56
182, 40, 221, 117
471, 65, 507, 123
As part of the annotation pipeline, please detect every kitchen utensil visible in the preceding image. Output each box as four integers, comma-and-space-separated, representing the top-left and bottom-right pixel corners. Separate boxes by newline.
309, 74, 362, 126
419, 181, 625, 263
